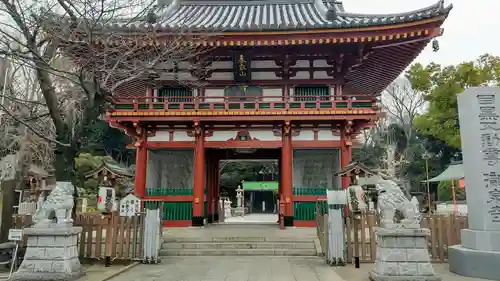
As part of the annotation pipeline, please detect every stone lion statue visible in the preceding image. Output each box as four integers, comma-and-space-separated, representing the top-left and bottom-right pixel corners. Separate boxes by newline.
376, 179, 420, 228
33, 181, 75, 227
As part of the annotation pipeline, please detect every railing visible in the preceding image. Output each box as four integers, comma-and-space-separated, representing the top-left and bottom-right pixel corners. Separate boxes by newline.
112, 95, 376, 112
13, 213, 146, 261
315, 213, 470, 264
315, 200, 328, 257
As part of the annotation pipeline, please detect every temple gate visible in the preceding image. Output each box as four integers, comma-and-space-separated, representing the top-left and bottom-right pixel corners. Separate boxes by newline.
101, 0, 452, 227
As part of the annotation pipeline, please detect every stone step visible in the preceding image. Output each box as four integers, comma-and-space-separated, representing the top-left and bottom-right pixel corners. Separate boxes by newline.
162, 242, 315, 250
164, 236, 314, 243
160, 248, 318, 256
212, 222, 278, 227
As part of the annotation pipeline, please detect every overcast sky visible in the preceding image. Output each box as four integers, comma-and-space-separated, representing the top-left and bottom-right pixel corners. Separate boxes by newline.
342, 0, 498, 66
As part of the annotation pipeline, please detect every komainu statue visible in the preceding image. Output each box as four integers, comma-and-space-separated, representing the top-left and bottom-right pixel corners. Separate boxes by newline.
376, 179, 420, 228
33, 181, 75, 227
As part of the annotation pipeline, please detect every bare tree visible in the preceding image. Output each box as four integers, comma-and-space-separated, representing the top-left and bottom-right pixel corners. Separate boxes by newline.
381, 78, 426, 150
0, 0, 212, 181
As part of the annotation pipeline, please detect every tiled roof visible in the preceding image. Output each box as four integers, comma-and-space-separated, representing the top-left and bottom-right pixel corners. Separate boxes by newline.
142, 0, 452, 31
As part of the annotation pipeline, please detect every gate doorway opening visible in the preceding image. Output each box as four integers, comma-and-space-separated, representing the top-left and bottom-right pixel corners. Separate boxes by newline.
208, 148, 281, 225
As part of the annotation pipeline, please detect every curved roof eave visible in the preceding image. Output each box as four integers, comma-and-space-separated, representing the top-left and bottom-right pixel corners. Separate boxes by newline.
107, 0, 452, 33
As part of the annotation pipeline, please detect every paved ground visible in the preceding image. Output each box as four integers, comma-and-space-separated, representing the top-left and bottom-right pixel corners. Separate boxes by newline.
108, 258, 491, 281
225, 213, 278, 223
335, 263, 489, 281
107, 256, 339, 281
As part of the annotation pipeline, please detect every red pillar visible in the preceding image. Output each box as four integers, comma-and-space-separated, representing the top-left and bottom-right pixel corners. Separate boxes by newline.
134, 144, 148, 198
192, 122, 205, 226
214, 156, 220, 222
207, 153, 214, 222
341, 145, 352, 189
281, 121, 293, 227
340, 121, 353, 190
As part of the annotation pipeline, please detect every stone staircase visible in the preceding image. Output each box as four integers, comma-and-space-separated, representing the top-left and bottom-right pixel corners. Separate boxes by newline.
160, 224, 320, 257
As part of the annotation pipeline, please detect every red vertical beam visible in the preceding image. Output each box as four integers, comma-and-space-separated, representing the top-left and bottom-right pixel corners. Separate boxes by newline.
192, 122, 205, 226
214, 155, 220, 222
281, 121, 294, 226
340, 121, 353, 190
207, 152, 213, 220
134, 144, 148, 198
341, 144, 352, 190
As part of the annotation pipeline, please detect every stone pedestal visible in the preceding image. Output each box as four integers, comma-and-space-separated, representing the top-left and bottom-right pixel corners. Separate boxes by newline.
11, 226, 85, 281
449, 87, 500, 280
448, 229, 500, 280
234, 207, 245, 217
369, 228, 440, 281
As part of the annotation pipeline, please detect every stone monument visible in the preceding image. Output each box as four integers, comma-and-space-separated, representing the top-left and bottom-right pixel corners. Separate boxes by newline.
11, 182, 85, 281
448, 87, 500, 280
369, 180, 439, 281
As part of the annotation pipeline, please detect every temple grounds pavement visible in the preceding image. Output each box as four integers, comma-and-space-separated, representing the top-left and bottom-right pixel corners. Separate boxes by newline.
103, 257, 490, 281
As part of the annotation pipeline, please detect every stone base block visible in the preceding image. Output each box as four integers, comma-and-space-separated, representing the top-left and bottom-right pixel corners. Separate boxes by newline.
10, 270, 85, 281
369, 271, 441, 281
10, 226, 84, 281
449, 245, 500, 280
461, 229, 500, 252
371, 227, 440, 281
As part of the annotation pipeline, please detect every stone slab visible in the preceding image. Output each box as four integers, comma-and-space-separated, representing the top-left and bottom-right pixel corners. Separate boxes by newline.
457, 87, 500, 232
106, 256, 341, 281
461, 229, 500, 251
24, 226, 83, 236
375, 228, 430, 237
448, 245, 500, 280
10, 271, 85, 281
368, 270, 441, 281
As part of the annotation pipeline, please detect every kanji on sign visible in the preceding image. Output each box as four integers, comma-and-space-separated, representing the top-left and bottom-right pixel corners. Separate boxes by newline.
481, 132, 500, 148
487, 189, 500, 203
483, 172, 500, 188
477, 94, 500, 130
483, 147, 500, 166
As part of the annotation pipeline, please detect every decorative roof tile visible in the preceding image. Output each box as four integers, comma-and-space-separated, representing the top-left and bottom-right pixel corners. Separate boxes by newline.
138, 0, 452, 31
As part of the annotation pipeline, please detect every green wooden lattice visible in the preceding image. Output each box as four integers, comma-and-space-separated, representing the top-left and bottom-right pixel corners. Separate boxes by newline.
294, 86, 329, 101
157, 87, 193, 103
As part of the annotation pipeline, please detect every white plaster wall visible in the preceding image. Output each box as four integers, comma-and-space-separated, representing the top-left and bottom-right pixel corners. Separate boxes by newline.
313, 60, 330, 67
148, 131, 170, 142
263, 88, 282, 102
252, 72, 279, 80
174, 131, 194, 141
313, 71, 330, 79
156, 72, 196, 81
318, 129, 340, 141
206, 130, 281, 141
204, 88, 225, 102
290, 71, 310, 80
210, 61, 232, 69
208, 72, 233, 80
294, 60, 309, 67
251, 131, 281, 141
293, 129, 314, 141
252, 61, 277, 68
206, 131, 238, 141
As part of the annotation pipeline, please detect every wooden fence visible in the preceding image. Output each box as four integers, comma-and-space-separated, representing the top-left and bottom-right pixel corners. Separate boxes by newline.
12, 213, 146, 261
317, 212, 469, 263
